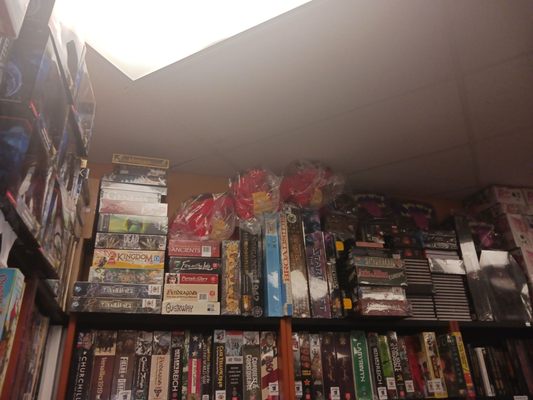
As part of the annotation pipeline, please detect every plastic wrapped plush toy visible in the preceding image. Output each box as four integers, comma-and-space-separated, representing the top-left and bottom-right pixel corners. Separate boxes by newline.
229, 168, 281, 221
169, 193, 236, 241
280, 160, 344, 208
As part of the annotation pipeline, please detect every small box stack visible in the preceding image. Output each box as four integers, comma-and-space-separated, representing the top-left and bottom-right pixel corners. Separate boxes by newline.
163, 239, 222, 315
71, 154, 169, 314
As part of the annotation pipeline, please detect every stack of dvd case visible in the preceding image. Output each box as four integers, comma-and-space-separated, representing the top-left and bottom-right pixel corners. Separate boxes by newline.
71, 154, 169, 314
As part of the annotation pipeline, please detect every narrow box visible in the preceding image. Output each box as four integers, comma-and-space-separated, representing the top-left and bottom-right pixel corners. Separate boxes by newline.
243, 332, 261, 400
163, 284, 218, 302
161, 300, 220, 315
263, 213, 283, 317
132, 331, 153, 400
168, 257, 221, 274
149, 332, 171, 400
305, 232, 332, 318
221, 240, 241, 315
260, 332, 279, 400
110, 330, 137, 400
225, 331, 244, 400
89, 331, 117, 400
167, 239, 221, 258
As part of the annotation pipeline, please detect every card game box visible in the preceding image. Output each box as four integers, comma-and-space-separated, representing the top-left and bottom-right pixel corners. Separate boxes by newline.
70, 297, 162, 314
92, 249, 165, 269
221, 240, 241, 316
89, 331, 117, 400
161, 300, 220, 315
132, 331, 153, 400
149, 331, 171, 400
260, 332, 279, 400
73, 282, 162, 299
99, 199, 168, 217
305, 232, 332, 318
167, 239, 221, 258
88, 267, 164, 285
112, 153, 170, 169
168, 257, 221, 274
285, 206, 311, 318
95, 232, 167, 251
97, 213, 168, 235
263, 213, 283, 317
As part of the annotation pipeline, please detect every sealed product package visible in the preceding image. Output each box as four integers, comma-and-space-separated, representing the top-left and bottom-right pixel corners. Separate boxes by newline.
280, 160, 344, 208
169, 193, 236, 241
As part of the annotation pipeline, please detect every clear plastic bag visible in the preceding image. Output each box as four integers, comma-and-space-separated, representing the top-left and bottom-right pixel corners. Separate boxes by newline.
169, 193, 236, 241
280, 160, 344, 208
229, 168, 281, 221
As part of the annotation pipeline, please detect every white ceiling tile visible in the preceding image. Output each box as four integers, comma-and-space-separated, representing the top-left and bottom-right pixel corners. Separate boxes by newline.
475, 128, 533, 187
446, 0, 533, 72
171, 155, 238, 178
347, 146, 479, 197
465, 55, 533, 141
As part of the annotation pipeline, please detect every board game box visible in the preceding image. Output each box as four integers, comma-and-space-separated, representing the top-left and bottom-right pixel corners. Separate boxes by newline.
309, 333, 325, 400
387, 331, 407, 398
92, 249, 165, 269
368, 333, 388, 400
243, 332, 261, 400
112, 153, 170, 169
263, 214, 283, 317
356, 266, 407, 286
103, 165, 167, 187
201, 334, 213, 400
378, 334, 398, 399
97, 213, 168, 235
187, 333, 202, 400
89, 331, 117, 400
163, 284, 218, 302
99, 199, 168, 217
70, 297, 162, 314
350, 331, 374, 400
161, 300, 220, 315
305, 232, 332, 318
278, 212, 293, 316
95, 232, 167, 251
100, 188, 162, 203
110, 330, 137, 400
149, 331, 171, 400
169, 331, 186, 400
88, 267, 164, 285
221, 241, 241, 316
260, 331, 279, 400
225, 331, 244, 400
67, 331, 94, 400
73, 282, 162, 299
213, 330, 226, 400
167, 239, 221, 258
292, 333, 303, 400
168, 257, 221, 274
101, 181, 168, 195
335, 332, 356, 400
324, 232, 343, 318
132, 331, 153, 400
321, 332, 340, 400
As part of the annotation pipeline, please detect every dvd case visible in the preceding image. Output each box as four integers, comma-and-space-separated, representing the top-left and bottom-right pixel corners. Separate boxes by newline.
95, 232, 167, 251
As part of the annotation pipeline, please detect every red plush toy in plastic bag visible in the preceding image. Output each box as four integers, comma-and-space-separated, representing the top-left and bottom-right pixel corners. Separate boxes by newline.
169, 193, 236, 240
280, 160, 344, 208
229, 168, 281, 221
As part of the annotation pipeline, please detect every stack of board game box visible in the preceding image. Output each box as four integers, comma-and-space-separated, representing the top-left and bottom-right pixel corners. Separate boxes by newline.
68, 329, 280, 400
71, 154, 169, 314
0, 268, 26, 395
163, 239, 222, 315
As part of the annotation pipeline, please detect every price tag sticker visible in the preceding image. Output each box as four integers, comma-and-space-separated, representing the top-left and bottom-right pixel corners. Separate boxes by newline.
201, 245, 212, 257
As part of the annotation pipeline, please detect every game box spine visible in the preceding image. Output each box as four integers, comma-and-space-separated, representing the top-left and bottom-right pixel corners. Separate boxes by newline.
386, 331, 406, 399
310, 334, 325, 400
72, 282, 162, 299
243, 332, 261, 400
169, 331, 185, 400
70, 297, 161, 313
368, 332, 388, 400
263, 214, 283, 317
436, 334, 460, 399
240, 231, 253, 316
285, 206, 311, 318
292, 333, 303, 400
466, 344, 484, 398
335, 332, 356, 400
88, 267, 164, 285
221, 240, 241, 315
161, 300, 220, 315
213, 330, 226, 400
378, 335, 399, 399
475, 347, 495, 397
396, 336, 416, 399
225, 331, 244, 400
299, 332, 313, 400
402, 335, 426, 399
99, 199, 168, 217
163, 283, 218, 302
484, 347, 505, 397
201, 334, 213, 400
420, 332, 447, 398
111, 153, 170, 169
356, 266, 407, 286
350, 331, 374, 400
148, 331, 171, 400
504, 339, 530, 396
278, 212, 293, 316
97, 213, 168, 235
450, 331, 475, 398
89, 331, 117, 400
92, 249, 165, 269
95, 232, 167, 251
132, 331, 153, 400
187, 333, 203, 400
445, 334, 468, 398
251, 231, 264, 318
167, 239, 221, 258
260, 331, 279, 400
181, 333, 190, 400
100, 188, 161, 203
323, 232, 343, 318
67, 331, 94, 400
320, 332, 340, 400
111, 330, 137, 400
305, 232, 332, 318
168, 257, 221, 274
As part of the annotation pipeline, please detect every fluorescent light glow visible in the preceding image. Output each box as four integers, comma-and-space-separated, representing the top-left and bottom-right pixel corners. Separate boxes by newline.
55, 0, 312, 80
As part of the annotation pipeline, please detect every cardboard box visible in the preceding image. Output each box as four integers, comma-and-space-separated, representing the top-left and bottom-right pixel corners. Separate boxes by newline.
161, 300, 220, 315
70, 297, 162, 313
92, 249, 165, 269
72, 282, 162, 298
99, 199, 168, 217
167, 239, 221, 258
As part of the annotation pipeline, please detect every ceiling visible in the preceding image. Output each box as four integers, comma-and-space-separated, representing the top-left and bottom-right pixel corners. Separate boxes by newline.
86, 0, 533, 199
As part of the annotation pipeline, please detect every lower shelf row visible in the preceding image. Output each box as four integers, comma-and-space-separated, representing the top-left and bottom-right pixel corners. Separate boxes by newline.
65, 327, 533, 400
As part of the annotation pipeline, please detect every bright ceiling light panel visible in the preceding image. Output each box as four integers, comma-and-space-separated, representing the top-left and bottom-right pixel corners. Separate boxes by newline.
55, 0, 312, 80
